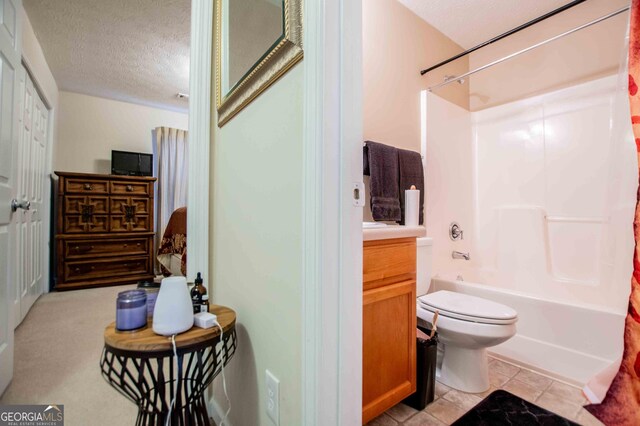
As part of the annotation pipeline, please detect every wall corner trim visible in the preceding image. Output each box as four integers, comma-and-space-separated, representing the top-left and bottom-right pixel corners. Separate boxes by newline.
187, 0, 213, 283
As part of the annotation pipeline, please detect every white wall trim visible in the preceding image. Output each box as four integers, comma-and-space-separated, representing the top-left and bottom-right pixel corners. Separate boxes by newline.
187, 0, 213, 284
301, 0, 323, 420
302, 0, 363, 424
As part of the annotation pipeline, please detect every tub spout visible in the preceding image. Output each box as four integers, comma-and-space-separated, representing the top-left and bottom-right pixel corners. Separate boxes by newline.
452, 251, 470, 260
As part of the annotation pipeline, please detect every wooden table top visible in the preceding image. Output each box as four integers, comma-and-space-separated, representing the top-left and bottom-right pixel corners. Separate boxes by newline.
104, 304, 236, 353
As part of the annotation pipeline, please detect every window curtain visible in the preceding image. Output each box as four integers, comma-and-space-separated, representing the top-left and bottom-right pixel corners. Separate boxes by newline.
585, 2, 640, 424
153, 126, 188, 272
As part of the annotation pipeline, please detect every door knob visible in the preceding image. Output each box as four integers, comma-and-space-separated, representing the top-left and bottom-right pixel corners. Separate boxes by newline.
11, 199, 30, 212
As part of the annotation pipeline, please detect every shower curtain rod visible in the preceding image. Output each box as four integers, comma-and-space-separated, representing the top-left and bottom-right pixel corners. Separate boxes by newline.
420, 0, 587, 76
426, 5, 630, 93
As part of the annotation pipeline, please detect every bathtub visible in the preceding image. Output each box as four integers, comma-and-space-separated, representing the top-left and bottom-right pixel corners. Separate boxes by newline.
430, 274, 625, 386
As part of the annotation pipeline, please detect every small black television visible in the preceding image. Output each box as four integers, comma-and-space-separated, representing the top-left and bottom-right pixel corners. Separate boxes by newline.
111, 150, 153, 176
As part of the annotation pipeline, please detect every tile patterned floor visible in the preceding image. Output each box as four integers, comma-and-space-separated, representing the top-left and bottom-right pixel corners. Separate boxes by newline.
366, 357, 603, 426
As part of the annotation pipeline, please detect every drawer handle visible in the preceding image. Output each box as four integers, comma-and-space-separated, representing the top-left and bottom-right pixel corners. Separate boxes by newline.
126, 185, 133, 192
75, 267, 80, 272
74, 246, 79, 250
90, 245, 94, 249
123, 244, 128, 248
91, 266, 95, 270
84, 183, 92, 190
136, 243, 140, 246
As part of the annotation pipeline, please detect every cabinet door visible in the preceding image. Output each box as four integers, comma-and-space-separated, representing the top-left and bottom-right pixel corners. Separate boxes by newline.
363, 279, 416, 424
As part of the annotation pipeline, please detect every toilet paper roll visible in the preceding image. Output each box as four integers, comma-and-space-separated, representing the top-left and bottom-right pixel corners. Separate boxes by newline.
404, 189, 420, 227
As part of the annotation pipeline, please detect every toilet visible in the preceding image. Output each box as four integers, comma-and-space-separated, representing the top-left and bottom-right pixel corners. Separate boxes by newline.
416, 237, 518, 393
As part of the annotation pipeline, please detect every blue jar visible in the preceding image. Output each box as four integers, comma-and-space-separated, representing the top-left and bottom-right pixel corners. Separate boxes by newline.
116, 290, 148, 331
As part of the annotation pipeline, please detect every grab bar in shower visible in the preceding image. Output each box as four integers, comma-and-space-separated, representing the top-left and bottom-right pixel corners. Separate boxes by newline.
545, 216, 609, 224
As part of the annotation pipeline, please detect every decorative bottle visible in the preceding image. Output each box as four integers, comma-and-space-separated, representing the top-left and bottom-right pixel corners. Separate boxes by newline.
190, 272, 207, 314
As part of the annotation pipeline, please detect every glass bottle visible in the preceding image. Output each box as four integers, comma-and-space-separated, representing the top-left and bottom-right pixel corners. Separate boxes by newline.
190, 272, 207, 313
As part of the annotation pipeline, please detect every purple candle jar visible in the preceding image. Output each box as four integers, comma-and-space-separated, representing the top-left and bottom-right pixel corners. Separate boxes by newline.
116, 290, 148, 331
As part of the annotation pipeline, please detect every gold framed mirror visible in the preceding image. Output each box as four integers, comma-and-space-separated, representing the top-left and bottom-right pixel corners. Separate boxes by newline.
215, 0, 303, 126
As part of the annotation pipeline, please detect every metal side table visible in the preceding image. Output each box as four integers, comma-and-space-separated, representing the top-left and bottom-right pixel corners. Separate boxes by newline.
100, 305, 237, 425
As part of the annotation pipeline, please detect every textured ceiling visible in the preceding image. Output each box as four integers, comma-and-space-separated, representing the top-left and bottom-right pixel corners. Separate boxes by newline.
397, 0, 573, 49
23, 0, 190, 112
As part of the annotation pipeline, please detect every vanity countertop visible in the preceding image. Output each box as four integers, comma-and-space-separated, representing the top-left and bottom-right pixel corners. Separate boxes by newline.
363, 225, 426, 241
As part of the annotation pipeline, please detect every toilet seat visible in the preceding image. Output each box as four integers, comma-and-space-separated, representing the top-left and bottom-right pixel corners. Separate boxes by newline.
418, 290, 517, 325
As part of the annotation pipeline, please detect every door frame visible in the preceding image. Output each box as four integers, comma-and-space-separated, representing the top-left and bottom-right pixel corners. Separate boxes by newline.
185, 0, 212, 285
188, 0, 364, 423
301, 0, 363, 424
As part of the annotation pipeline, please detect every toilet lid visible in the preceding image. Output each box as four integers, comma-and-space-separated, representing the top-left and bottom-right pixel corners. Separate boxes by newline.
418, 290, 517, 325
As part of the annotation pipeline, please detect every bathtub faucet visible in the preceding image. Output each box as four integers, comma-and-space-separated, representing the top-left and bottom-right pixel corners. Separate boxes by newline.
452, 251, 470, 260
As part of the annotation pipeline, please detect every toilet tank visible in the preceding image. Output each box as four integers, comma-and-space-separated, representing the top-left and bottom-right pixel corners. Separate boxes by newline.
417, 237, 433, 296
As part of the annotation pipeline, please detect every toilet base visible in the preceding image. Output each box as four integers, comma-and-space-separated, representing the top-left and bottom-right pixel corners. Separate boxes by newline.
437, 345, 490, 393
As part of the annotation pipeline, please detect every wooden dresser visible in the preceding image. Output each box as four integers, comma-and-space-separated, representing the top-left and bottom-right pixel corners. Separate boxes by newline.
53, 172, 156, 290
363, 237, 417, 424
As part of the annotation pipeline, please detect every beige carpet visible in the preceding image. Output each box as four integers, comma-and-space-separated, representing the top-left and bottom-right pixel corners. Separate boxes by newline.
0, 285, 138, 425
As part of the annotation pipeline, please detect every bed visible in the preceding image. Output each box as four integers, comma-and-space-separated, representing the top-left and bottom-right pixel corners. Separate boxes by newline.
157, 207, 187, 276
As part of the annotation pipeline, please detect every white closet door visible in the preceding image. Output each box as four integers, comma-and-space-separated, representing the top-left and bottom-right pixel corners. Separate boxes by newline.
13, 68, 47, 325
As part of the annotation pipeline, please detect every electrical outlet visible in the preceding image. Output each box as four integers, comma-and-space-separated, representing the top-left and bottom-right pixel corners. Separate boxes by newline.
265, 370, 280, 425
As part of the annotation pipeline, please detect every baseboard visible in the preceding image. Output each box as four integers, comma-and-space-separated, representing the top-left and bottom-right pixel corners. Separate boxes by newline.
208, 397, 233, 426
488, 334, 614, 387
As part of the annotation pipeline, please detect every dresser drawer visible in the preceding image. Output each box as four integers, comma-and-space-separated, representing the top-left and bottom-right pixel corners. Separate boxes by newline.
110, 197, 150, 215
363, 238, 416, 289
65, 178, 109, 194
65, 196, 109, 215
64, 256, 149, 282
110, 215, 152, 232
64, 215, 109, 233
64, 237, 149, 259
110, 180, 151, 196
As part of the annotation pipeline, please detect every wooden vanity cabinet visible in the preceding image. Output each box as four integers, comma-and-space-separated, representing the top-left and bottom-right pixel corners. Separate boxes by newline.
363, 237, 417, 424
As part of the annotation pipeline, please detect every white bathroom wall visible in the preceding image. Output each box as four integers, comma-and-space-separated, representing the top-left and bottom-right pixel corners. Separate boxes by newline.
426, 75, 636, 312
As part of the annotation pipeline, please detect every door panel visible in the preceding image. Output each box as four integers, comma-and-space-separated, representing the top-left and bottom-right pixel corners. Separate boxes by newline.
22, 85, 47, 319
0, 0, 22, 397
13, 67, 48, 324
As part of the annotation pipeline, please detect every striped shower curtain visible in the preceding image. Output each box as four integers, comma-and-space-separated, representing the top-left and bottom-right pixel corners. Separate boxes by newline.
586, 1, 640, 424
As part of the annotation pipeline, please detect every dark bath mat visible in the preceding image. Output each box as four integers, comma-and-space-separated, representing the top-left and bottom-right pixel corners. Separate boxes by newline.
452, 390, 579, 426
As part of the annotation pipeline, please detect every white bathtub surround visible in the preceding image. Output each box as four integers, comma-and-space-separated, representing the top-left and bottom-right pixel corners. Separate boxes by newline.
423, 75, 636, 386
423, 91, 475, 276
